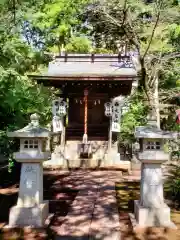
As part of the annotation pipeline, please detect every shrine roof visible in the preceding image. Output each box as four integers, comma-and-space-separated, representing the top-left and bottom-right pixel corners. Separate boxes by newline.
30, 54, 138, 81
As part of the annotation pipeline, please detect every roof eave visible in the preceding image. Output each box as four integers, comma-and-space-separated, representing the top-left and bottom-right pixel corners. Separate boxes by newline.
29, 74, 138, 81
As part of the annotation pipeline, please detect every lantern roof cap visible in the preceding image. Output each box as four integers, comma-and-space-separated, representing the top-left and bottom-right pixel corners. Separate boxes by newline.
7, 113, 51, 138
135, 125, 177, 139
135, 109, 178, 139
30, 113, 40, 121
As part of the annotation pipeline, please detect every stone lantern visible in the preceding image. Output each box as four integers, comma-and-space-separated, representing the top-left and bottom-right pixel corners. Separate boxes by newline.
7, 113, 51, 227
132, 115, 177, 228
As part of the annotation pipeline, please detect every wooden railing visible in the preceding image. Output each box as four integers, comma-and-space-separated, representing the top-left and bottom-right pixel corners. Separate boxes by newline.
56, 53, 133, 63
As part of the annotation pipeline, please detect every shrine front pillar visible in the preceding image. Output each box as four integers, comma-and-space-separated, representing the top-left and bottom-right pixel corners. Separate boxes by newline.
111, 96, 125, 164
43, 98, 67, 168
52, 98, 67, 146
105, 96, 129, 167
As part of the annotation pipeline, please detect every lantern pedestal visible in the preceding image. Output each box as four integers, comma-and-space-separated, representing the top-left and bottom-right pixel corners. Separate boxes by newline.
130, 160, 177, 229
134, 200, 172, 227
133, 161, 173, 227
9, 201, 49, 228
9, 162, 49, 227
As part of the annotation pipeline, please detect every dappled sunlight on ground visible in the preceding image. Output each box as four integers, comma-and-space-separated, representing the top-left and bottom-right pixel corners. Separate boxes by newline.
54, 170, 122, 240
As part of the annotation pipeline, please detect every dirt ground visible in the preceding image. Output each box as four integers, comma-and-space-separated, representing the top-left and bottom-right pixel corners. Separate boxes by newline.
116, 181, 180, 240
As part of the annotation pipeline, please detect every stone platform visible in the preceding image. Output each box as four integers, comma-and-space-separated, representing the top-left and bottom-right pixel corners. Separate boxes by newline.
44, 141, 131, 172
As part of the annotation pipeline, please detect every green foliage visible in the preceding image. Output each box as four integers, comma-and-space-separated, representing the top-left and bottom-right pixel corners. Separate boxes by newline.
159, 59, 180, 91
65, 36, 92, 53
93, 48, 114, 53
8, 154, 15, 173
165, 165, 180, 203
0, 66, 53, 160
25, 0, 91, 51
169, 24, 180, 50
0, 68, 52, 128
119, 95, 148, 144
0, 1, 54, 164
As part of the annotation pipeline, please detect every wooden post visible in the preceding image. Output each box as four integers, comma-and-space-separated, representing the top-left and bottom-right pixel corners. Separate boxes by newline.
108, 117, 112, 151
83, 89, 88, 143
60, 118, 65, 146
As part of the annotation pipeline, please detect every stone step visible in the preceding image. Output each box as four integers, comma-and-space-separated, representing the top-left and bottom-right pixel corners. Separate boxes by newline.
130, 170, 141, 176
50, 141, 113, 168
66, 129, 107, 135
66, 136, 108, 141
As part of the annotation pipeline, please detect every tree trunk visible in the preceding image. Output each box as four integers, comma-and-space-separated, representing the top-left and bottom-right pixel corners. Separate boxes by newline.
154, 76, 160, 128
147, 76, 160, 128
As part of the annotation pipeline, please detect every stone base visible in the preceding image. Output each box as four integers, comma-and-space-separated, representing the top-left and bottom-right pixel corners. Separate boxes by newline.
45, 159, 131, 170
43, 159, 63, 168
9, 201, 49, 227
130, 200, 176, 228
117, 160, 131, 169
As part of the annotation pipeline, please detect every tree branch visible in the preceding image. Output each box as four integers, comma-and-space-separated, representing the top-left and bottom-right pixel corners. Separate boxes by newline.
148, 52, 180, 65
126, 8, 141, 54
161, 52, 180, 61
102, 6, 140, 52
13, 0, 16, 24
122, 0, 128, 26
159, 88, 180, 102
142, 8, 161, 59
148, 49, 163, 88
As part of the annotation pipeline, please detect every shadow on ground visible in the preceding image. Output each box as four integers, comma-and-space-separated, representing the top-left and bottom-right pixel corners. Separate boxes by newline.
0, 163, 21, 225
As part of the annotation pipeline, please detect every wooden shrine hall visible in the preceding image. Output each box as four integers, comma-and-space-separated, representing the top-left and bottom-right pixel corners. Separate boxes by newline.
31, 53, 138, 169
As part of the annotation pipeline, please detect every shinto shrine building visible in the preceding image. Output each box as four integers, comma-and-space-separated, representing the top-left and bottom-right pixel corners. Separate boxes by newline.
31, 53, 138, 169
